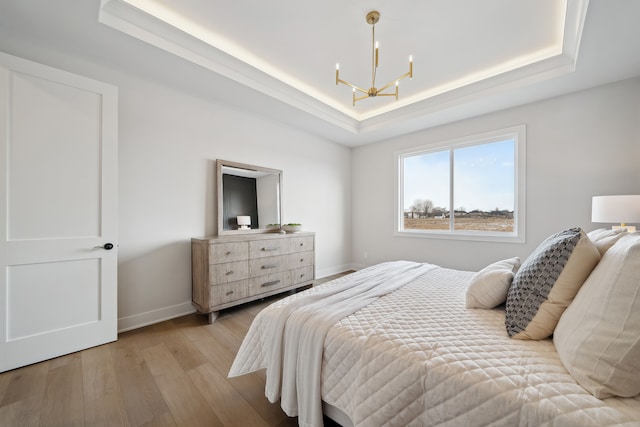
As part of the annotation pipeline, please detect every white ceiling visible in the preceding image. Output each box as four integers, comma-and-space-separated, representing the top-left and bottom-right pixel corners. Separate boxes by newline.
1, 1, 640, 146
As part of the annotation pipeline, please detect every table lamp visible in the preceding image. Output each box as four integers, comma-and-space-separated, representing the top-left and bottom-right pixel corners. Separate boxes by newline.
237, 216, 251, 230
592, 195, 640, 232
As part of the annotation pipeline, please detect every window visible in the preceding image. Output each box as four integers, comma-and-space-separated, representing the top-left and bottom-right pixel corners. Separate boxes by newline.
396, 125, 526, 242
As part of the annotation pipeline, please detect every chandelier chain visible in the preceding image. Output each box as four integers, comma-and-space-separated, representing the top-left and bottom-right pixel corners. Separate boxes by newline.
371, 24, 377, 89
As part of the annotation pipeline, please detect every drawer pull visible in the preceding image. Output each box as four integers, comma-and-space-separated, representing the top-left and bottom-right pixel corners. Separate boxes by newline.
226, 270, 234, 275
299, 258, 304, 262
262, 264, 278, 269
262, 247, 278, 252
299, 273, 305, 278
225, 290, 234, 296
226, 251, 232, 255
261, 280, 281, 287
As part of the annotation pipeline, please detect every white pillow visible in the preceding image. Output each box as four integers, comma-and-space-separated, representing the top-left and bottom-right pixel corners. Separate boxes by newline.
587, 227, 627, 256
466, 257, 520, 309
554, 232, 640, 398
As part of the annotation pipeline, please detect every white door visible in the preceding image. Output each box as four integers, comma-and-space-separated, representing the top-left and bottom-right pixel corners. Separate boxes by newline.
0, 52, 118, 372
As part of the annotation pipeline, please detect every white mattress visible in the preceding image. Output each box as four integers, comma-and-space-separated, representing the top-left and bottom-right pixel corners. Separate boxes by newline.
232, 263, 640, 426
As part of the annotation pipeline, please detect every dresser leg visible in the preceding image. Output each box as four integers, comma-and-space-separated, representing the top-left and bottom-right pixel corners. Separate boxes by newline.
208, 311, 219, 324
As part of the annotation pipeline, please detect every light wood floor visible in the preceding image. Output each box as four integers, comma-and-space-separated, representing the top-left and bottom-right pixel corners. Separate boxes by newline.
0, 273, 352, 427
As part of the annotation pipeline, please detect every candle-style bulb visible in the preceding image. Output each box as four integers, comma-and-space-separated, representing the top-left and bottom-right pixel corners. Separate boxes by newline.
409, 55, 413, 78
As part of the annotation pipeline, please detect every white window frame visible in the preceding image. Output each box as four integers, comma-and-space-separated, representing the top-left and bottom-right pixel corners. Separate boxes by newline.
395, 125, 526, 243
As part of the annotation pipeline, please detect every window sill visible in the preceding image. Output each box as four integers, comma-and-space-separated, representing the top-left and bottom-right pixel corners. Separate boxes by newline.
395, 229, 525, 243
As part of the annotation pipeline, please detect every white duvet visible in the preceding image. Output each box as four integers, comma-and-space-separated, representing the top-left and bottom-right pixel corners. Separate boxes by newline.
229, 262, 640, 426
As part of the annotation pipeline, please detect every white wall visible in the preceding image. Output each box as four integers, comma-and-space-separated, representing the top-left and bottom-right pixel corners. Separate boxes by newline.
3, 18, 640, 332
116, 77, 352, 330
0, 41, 352, 331
351, 77, 640, 272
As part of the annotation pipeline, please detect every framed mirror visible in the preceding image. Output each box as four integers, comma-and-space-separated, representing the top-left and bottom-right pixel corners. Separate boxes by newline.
216, 159, 282, 235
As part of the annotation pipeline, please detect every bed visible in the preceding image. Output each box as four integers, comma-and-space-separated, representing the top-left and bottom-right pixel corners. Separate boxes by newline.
229, 228, 640, 426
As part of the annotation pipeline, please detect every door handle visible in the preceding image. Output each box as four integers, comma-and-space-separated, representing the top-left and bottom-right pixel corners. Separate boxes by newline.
95, 243, 115, 250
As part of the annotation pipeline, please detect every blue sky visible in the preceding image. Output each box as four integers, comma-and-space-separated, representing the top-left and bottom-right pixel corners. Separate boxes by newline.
403, 139, 515, 212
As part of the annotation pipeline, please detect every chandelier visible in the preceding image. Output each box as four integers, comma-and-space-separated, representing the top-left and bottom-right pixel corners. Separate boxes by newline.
335, 10, 413, 106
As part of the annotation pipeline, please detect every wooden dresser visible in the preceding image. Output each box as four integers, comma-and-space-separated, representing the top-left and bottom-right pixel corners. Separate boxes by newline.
191, 232, 315, 322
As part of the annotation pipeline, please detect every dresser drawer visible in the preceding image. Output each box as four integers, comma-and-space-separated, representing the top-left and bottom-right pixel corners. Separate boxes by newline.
192, 232, 315, 323
210, 280, 248, 306
210, 261, 249, 285
291, 266, 314, 285
249, 255, 288, 276
209, 242, 248, 264
289, 235, 314, 252
249, 238, 289, 258
248, 271, 291, 296
287, 251, 314, 269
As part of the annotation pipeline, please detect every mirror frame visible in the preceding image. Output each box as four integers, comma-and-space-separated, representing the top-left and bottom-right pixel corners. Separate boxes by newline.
216, 159, 283, 235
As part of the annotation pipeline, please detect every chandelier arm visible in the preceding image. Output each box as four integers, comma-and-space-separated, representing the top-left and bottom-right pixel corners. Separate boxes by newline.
376, 81, 397, 94
397, 69, 412, 82
337, 78, 368, 95
374, 81, 400, 101
376, 71, 412, 94
354, 93, 370, 103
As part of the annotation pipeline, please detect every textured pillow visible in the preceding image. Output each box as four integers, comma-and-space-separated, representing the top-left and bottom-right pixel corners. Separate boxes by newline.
587, 227, 627, 256
554, 232, 640, 398
505, 227, 600, 340
466, 257, 521, 309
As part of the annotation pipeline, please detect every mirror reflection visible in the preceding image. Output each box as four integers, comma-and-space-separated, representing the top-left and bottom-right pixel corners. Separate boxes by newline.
216, 159, 282, 235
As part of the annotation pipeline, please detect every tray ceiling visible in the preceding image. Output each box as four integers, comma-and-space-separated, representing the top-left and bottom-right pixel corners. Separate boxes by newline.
98, 0, 586, 141
3, 1, 639, 147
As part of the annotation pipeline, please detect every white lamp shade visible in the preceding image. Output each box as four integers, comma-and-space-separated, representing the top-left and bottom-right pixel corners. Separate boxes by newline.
592, 195, 640, 224
237, 216, 251, 226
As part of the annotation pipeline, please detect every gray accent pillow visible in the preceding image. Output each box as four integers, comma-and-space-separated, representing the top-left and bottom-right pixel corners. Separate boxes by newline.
505, 227, 600, 339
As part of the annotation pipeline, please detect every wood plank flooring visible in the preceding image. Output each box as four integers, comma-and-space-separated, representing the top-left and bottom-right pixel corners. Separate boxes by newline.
0, 273, 352, 427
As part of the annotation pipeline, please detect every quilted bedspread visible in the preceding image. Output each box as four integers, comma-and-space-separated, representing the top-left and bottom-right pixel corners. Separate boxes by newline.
230, 262, 640, 426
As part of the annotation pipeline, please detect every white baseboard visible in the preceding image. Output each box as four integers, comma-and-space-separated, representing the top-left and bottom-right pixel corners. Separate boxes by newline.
316, 263, 357, 279
348, 263, 368, 271
117, 264, 361, 333
118, 301, 196, 333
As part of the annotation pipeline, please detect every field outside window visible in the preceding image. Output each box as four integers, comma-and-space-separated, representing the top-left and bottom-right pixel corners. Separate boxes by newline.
396, 125, 526, 242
